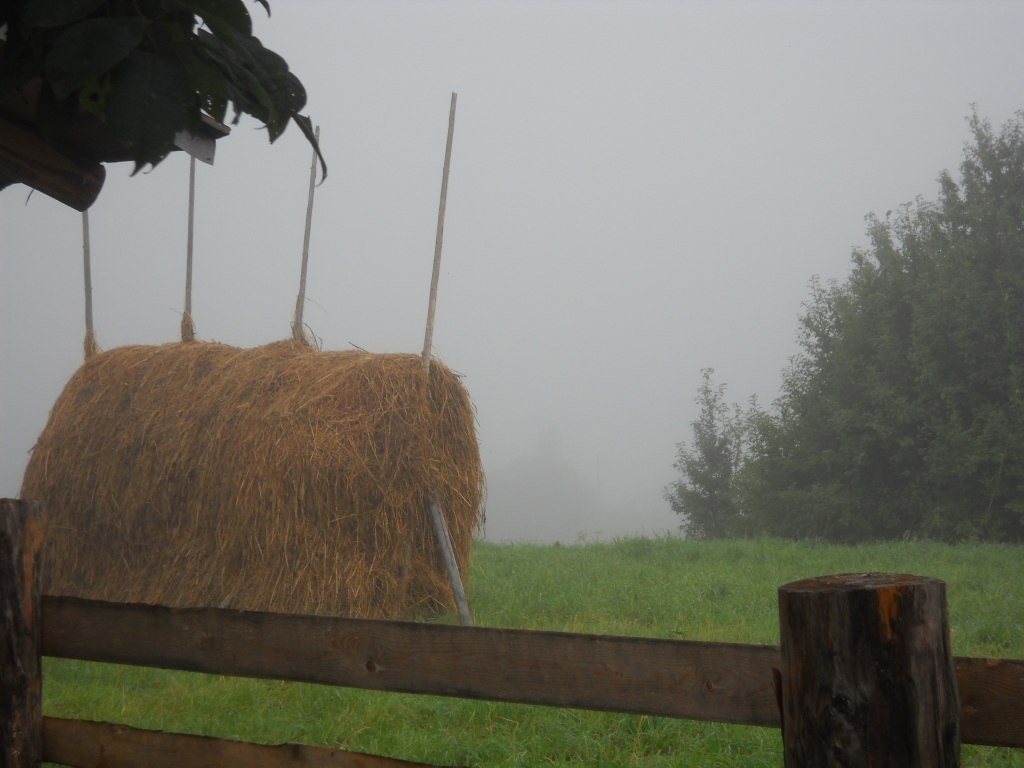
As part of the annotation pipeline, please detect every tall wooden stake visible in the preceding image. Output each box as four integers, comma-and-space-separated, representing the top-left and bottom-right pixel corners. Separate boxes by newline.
292, 126, 320, 345
778, 573, 960, 767
421, 92, 457, 367
81, 211, 97, 359
0, 499, 44, 768
181, 155, 197, 342
418, 94, 471, 626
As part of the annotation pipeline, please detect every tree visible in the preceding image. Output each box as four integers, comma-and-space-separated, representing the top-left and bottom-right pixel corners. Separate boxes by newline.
739, 110, 1024, 542
666, 369, 752, 538
0, 0, 323, 175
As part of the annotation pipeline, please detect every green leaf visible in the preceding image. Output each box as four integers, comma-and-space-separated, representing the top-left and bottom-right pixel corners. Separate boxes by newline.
21, 0, 107, 30
77, 74, 113, 117
196, 27, 278, 124
172, 39, 234, 122
105, 50, 195, 171
292, 113, 326, 181
44, 17, 148, 99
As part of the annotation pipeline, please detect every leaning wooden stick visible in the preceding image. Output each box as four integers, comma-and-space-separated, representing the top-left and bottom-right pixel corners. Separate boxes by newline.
181, 155, 197, 342
292, 126, 320, 345
428, 497, 473, 626
419, 93, 472, 626
421, 93, 457, 367
81, 211, 98, 359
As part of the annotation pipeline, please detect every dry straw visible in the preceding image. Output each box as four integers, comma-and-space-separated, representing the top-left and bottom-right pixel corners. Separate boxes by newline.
22, 340, 484, 618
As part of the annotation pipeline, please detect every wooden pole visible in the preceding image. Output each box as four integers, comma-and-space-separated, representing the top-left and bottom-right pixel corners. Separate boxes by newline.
0, 499, 44, 768
421, 92, 457, 367
181, 155, 196, 342
778, 573, 960, 767
418, 95, 471, 625
427, 497, 473, 626
292, 125, 320, 345
81, 211, 97, 359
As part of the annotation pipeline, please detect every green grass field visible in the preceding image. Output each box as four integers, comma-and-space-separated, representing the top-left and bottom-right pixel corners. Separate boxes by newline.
44, 537, 1024, 766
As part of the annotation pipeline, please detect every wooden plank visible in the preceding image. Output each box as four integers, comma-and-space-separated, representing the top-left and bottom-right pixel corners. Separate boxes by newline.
0, 115, 104, 211
42, 717, 456, 768
1, 500, 44, 768
41, 596, 780, 728
956, 656, 1024, 748
39, 597, 1024, 747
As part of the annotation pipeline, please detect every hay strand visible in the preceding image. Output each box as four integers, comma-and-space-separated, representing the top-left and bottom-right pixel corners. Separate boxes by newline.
22, 341, 483, 619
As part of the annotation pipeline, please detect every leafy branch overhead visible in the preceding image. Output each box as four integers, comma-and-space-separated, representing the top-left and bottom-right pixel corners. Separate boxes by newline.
0, 0, 325, 176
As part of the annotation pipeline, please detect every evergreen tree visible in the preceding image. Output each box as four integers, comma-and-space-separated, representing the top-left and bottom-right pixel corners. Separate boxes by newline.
666, 370, 750, 538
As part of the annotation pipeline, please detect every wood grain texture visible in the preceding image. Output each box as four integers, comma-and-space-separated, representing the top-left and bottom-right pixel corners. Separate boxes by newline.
1, 500, 44, 768
0, 116, 104, 211
956, 656, 1024, 747
39, 596, 1024, 748
41, 596, 780, 727
779, 573, 961, 767
42, 717, 457, 768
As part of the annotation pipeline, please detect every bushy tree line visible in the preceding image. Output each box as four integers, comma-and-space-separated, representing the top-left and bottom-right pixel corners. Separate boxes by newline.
668, 111, 1024, 542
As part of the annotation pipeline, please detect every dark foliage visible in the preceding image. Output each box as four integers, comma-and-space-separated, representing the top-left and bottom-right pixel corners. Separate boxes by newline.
0, 0, 324, 175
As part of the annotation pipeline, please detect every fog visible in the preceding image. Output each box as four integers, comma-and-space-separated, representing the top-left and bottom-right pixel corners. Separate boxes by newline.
3, 1, 1024, 542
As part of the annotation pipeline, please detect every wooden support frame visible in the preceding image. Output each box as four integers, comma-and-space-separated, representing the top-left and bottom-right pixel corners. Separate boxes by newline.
39, 594, 1024, 745
2, 508, 1021, 767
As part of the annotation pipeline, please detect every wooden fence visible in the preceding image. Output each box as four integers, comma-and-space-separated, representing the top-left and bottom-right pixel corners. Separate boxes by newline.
2, 500, 1022, 767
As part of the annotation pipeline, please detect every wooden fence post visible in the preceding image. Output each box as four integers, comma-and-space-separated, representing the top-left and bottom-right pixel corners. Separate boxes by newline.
778, 573, 960, 767
0, 499, 44, 768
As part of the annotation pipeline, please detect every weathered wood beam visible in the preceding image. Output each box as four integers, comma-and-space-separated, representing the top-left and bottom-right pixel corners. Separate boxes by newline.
779, 573, 961, 767
38, 595, 1024, 747
0, 115, 105, 211
955, 656, 1024, 748
42, 717, 455, 768
42, 596, 781, 727
1, 500, 44, 768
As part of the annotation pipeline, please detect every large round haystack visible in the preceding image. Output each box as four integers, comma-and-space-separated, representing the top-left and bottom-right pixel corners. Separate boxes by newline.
21, 341, 484, 618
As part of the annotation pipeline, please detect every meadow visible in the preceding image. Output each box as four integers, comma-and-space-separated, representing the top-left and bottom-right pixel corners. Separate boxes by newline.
43, 537, 1024, 767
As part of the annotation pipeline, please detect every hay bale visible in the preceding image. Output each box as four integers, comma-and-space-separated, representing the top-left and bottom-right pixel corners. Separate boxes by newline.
21, 341, 484, 619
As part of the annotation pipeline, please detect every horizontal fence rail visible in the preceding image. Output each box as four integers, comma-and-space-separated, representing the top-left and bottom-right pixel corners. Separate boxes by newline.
43, 717, 452, 768
41, 596, 1024, 748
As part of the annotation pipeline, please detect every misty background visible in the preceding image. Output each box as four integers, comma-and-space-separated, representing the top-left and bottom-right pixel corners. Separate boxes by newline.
3, 1, 1024, 542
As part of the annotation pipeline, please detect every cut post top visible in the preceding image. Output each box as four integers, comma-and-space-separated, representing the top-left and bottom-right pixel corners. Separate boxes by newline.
780, 572, 944, 594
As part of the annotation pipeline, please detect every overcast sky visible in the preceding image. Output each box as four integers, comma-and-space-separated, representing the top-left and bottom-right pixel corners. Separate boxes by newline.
3, 1, 1024, 542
